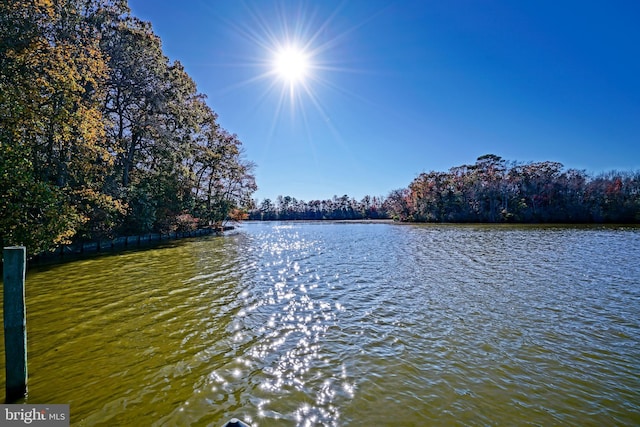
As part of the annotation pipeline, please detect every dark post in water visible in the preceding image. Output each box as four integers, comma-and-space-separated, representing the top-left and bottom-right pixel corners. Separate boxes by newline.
3, 246, 27, 402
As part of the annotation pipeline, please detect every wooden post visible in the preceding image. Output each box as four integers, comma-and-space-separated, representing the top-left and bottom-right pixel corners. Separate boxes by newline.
3, 246, 27, 402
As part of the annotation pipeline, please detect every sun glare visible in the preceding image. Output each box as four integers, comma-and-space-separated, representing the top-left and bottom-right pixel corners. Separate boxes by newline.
221, 1, 372, 125
273, 45, 310, 84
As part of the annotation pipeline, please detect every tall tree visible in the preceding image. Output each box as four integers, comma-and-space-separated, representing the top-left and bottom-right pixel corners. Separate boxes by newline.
101, 14, 167, 190
0, 0, 121, 253
1, 0, 258, 252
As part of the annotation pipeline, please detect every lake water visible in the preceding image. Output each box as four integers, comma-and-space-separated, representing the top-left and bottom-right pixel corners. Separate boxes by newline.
2, 222, 640, 426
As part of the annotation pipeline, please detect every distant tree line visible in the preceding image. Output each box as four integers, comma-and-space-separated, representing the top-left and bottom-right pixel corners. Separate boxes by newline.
1, 0, 256, 254
249, 195, 390, 221
249, 156, 639, 224
386, 154, 640, 223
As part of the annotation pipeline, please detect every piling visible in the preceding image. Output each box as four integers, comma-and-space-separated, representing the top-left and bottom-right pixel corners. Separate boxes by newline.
2, 246, 27, 402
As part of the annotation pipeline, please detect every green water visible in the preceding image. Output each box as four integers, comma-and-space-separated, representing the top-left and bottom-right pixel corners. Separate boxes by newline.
2, 222, 640, 426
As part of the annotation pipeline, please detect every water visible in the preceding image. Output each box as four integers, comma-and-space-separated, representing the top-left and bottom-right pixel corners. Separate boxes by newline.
1, 222, 640, 426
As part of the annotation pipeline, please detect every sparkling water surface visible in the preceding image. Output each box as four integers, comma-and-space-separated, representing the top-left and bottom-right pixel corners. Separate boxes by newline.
1, 222, 639, 426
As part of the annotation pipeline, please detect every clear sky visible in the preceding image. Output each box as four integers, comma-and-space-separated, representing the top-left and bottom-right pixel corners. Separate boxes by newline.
128, 0, 640, 203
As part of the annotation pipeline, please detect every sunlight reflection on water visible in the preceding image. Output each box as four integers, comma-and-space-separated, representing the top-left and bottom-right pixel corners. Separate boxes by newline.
2, 223, 639, 426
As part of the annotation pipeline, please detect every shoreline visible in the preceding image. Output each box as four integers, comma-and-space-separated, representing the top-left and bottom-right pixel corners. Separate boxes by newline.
243, 219, 640, 227
27, 226, 234, 267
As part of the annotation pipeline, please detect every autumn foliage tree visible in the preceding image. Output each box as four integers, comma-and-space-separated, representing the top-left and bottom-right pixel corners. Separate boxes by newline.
388, 155, 640, 223
0, 0, 256, 254
1, 0, 121, 253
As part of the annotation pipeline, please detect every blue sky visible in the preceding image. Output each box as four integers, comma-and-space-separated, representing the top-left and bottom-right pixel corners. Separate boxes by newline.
128, 0, 640, 202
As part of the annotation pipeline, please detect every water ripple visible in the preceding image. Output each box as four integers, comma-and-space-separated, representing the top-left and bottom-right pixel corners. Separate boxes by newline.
2, 224, 639, 426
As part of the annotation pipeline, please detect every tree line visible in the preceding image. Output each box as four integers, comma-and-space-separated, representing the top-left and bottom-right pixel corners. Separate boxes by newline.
1, 0, 256, 254
249, 195, 390, 221
249, 155, 639, 224
386, 154, 640, 223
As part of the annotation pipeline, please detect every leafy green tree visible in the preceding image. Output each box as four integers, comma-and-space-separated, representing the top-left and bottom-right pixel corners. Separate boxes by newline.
101, 9, 256, 233
192, 127, 256, 227
0, 0, 120, 253
0, 144, 79, 253
1, 0, 257, 253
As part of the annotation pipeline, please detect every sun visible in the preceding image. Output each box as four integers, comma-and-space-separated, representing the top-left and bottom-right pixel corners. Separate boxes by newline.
220, 2, 372, 118
273, 45, 310, 84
